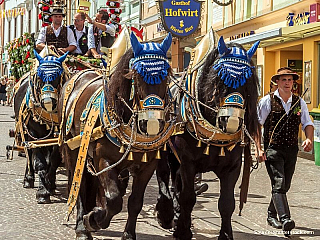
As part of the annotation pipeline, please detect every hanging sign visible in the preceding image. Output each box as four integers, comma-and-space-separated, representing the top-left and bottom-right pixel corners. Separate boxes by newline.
159, 0, 201, 37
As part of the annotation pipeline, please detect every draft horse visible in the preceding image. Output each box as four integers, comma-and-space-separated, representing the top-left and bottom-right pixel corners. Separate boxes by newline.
156, 32, 260, 239
13, 47, 69, 203
59, 29, 175, 240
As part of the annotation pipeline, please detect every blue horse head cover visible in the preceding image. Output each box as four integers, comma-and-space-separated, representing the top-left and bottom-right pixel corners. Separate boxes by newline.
213, 37, 260, 89
130, 32, 172, 85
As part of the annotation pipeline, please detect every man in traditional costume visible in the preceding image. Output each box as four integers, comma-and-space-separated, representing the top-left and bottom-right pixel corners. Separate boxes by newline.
257, 67, 314, 235
36, 7, 77, 54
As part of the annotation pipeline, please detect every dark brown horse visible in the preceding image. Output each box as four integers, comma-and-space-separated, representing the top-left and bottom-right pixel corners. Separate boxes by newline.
156, 35, 260, 239
59, 30, 174, 240
13, 48, 68, 203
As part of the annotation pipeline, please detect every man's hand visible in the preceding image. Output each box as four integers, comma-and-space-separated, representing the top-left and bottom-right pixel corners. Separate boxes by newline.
93, 53, 102, 59
302, 138, 313, 152
256, 148, 267, 162
85, 13, 93, 24
58, 48, 66, 54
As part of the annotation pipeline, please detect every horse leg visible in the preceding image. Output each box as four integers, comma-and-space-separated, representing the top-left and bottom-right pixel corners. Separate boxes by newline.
23, 148, 35, 188
156, 150, 174, 229
217, 156, 242, 240
33, 148, 51, 204
122, 160, 157, 240
75, 168, 98, 240
173, 162, 196, 240
83, 162, 126, 231
46, 145, 62, 195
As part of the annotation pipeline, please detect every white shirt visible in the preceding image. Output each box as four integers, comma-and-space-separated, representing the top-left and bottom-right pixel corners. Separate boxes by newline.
36, 24, 77, 47
68, 25, 87, 54
88, 23, 116, 54
257, 89, 314, 130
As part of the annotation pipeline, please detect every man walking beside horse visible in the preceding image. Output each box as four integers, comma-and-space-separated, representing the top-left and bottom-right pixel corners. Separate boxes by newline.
257, 67, 314, 236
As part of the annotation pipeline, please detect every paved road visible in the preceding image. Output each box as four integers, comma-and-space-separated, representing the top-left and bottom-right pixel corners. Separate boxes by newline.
0, 104, 319, 240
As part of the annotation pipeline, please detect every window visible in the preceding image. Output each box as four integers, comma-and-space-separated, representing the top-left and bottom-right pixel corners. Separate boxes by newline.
28, 10, 31, 33
20, 15, 23, 35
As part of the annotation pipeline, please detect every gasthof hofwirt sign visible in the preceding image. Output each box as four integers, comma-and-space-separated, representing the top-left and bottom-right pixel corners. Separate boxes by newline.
159, 0, 201, 37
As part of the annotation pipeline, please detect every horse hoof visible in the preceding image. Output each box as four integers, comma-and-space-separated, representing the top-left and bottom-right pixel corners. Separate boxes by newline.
23, 180, 34, 188
37, 196, 51, 204
76, 232, 93, 240
121, 232, 135, 240
157, 217, 174, 229
83, 212, 100, 232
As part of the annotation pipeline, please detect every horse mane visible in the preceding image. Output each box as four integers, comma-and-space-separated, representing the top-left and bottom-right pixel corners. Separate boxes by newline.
198, 42, 259, 139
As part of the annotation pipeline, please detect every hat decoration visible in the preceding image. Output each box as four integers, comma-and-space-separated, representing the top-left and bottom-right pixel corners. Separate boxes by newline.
213, 36, 260, 89
129, 32, 172, 85
106, 0, 122, 36
271, 68, 299, 82
34, 49, 68, 82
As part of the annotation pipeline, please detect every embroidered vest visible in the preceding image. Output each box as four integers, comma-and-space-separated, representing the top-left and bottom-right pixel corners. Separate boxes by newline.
94, 26, 115, 49
264, 93, 301, 148
69, 25, 89, 55
46, 25, 69, 49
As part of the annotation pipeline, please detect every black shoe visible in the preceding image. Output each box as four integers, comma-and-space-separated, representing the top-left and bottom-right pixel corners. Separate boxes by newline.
282, 218, 295, 232
195, 183, 208, 196
267, 216, 282, 229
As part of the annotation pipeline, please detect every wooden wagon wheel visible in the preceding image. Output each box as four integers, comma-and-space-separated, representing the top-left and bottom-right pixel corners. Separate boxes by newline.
213, 0, 233, 6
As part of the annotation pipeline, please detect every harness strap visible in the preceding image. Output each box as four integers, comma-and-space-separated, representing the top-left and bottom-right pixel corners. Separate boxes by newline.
66, 104, 100, 220
58, 69, 92, 145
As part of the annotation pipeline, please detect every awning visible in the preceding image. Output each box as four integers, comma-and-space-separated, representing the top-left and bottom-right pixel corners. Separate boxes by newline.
229, 22, 320, 48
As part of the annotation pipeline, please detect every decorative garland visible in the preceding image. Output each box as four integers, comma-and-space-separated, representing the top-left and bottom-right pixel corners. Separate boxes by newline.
106, 0, 122, 37
38, 0, 53, 27
5, 32, 35, 80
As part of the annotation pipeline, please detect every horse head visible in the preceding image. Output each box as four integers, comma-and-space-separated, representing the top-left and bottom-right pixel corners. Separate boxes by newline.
198, 36, 259, 135
129, 32, 172, 136
33, 49, 68, 113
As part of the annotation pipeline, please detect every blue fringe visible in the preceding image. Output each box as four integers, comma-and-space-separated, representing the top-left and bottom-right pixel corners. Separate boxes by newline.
213, 62, 253, 89
132, 59, 170, 85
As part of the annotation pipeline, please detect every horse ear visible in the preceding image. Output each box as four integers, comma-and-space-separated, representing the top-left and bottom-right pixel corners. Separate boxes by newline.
34, 49, 43, 63
130, 32, 143, 56
160, 32, 172, 54
57, 51, 69, 64
217, 36, 229, 55
247, 41, 260, 60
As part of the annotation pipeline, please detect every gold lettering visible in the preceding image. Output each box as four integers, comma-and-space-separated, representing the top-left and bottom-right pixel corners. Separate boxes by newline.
185, 25, 193, 33
170, 25, 183, 33
165, 8, 198, 17
165, 8, 172, 16
171, 0, 191, 5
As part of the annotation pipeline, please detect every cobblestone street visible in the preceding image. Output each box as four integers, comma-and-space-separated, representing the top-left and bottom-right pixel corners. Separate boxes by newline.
1, 105, 320, 240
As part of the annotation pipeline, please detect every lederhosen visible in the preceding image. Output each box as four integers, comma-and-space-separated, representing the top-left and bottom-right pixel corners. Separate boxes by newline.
264, 93, 301, 193
46, 25, 69, 49
93, 26, 115, 49
69, 25, 89, 55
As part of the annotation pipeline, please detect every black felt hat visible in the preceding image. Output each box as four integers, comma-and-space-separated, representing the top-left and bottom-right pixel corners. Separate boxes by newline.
51, 8, 65, 17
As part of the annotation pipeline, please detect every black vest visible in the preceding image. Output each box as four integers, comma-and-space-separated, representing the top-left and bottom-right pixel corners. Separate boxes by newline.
69, 25, 89, 55
46, 25, 69, 49
264, 93, 301, 148
93, 26, 115, 49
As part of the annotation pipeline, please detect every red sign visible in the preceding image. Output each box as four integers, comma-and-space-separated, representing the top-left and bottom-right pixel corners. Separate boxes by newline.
0, 0, 4, 5
310, 3, 320, 23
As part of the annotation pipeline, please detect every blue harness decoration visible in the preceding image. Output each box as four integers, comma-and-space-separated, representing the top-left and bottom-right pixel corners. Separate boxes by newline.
213, 37, 260, 89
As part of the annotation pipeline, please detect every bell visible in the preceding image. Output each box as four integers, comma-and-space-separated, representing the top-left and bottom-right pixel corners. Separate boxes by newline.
54, 126, 59, 132
46, 124, 50, 130
155, 149, 161, 160
127, 152, 134, 161
196, 140, 202, 148
141, 152, 148, 162
119, 145, 125, 153
227, 144, 236, 152
203, 144, 210, 155
219, 147, 225, 157
163, 143, 167, 151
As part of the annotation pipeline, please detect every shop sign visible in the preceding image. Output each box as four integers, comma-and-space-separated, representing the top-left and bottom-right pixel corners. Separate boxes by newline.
286, 12, 310, 26
159, 0, 201, 37
309, 3, 320, 23
230, 31, 255, 41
